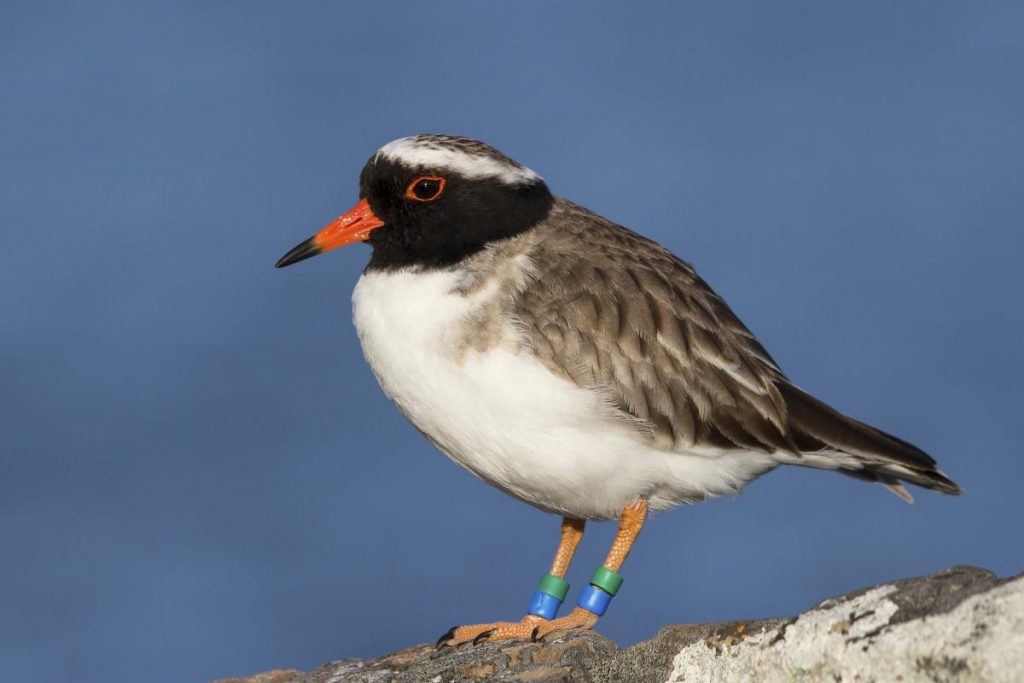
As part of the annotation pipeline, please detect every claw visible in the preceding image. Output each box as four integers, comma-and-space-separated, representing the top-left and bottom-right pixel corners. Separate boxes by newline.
473, 628, 496, 645
436, 625, 458, 649
530, 625, 541, 642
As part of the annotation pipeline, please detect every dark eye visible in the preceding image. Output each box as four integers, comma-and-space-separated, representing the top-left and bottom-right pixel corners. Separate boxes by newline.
405, 176, 445, 202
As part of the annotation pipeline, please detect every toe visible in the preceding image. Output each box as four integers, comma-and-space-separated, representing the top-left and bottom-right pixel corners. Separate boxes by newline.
531, 607, 599, 642
442, 617, 542, 646
435, 625, 459, 649
472, 628, 496, 645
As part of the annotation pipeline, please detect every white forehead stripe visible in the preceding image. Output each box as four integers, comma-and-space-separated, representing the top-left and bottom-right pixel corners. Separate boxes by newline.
376, 137, 541, 185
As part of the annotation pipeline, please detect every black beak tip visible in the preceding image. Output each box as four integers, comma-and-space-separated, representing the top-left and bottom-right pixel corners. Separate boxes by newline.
275, 237, 320, 269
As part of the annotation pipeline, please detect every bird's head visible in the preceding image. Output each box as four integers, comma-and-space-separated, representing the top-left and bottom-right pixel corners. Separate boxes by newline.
275, 134, 554, 270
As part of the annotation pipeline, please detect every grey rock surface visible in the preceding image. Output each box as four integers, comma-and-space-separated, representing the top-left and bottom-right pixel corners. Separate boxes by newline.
216, 566, 1022, 683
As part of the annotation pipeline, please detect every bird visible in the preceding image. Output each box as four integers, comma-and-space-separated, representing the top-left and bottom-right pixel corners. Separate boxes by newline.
275, 133, 960, 647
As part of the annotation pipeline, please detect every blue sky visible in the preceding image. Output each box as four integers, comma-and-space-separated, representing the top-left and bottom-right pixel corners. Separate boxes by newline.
2, 2, 1022, 681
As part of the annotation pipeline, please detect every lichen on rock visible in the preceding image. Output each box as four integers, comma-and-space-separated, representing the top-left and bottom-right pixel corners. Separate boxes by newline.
217, 566, 1022, 683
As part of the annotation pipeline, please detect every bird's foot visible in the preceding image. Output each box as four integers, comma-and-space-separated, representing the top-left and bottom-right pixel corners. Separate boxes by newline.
436, 615, 545, 648
529, 607, 599, 642
436, 608, 600, 648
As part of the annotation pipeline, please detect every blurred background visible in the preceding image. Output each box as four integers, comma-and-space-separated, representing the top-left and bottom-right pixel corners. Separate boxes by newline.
2, 2, 1022, 681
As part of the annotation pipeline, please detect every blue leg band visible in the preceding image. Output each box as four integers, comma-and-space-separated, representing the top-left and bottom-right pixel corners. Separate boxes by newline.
576, 584, 613, 616
528, 590, 563, 620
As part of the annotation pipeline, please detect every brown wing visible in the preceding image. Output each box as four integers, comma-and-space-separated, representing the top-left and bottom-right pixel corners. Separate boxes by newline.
515, 199, 961, 495
517, 199, 797, 454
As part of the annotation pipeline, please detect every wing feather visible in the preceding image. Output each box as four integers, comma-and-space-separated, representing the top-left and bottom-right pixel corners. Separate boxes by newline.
520, 201, 790, 454
514, 199, 961, 496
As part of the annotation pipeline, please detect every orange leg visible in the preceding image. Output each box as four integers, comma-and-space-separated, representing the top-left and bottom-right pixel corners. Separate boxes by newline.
531, 498, 648, 641
437, 517, 585, 647
549, 517, 586, 577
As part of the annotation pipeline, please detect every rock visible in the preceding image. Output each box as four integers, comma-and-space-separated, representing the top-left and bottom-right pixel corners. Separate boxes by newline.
217, 566, 1022, 683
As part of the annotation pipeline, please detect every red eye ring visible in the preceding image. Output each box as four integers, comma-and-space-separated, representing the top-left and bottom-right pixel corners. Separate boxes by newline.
405, 176, 446, 202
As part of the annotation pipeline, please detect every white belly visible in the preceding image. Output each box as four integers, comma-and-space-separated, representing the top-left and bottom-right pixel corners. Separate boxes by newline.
351, 268, 776, 520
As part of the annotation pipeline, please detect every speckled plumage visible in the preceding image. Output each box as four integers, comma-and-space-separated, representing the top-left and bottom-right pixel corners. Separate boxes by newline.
515, 199, 790, 453
404, 192, 956, 500
507, 198, 960, 497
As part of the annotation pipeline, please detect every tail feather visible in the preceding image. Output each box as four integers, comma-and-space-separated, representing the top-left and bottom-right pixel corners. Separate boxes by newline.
883, 482, 915, 504
778, 382, 962, 499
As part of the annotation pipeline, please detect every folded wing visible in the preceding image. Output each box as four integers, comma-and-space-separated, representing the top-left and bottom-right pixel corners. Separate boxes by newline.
517, 200, 960, 498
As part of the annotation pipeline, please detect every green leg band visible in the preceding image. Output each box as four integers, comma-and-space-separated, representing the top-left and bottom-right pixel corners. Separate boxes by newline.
538, 573, 570, 601
589, 566, 623, 596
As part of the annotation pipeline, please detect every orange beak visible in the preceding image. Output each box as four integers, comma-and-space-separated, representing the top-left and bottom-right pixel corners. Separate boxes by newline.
275, 198, 386, 268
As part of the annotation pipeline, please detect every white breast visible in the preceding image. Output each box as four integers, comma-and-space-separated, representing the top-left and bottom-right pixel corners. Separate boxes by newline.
351, 267, 778, 520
